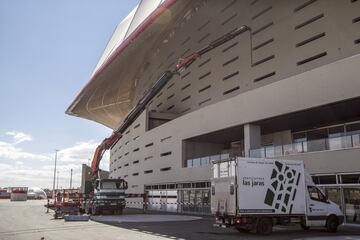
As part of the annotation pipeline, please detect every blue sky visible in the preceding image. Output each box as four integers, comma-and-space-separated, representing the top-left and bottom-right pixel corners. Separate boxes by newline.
0, 0, 139, 188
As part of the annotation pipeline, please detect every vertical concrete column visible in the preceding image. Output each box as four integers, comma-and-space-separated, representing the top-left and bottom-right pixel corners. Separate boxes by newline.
244, 124, 261, 157
273, 130, 292, 156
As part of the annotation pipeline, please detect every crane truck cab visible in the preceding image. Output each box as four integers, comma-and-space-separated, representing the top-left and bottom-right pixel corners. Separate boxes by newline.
211, 157, 343, 235
86, 178, 127, 215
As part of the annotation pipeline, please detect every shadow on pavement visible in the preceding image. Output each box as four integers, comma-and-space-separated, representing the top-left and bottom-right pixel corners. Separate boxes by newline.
90, 209, 360, 240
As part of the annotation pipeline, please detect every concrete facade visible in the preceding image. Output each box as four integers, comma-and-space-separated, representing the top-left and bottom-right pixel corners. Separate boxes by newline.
110, 53, 360, 199
69, 0, 360, 220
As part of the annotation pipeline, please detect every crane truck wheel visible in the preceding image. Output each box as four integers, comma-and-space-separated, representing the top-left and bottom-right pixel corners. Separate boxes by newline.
256, 217, 273, 235
85, 206, 91, 215
326, 215, 339, 233
235, 225, 250, 233
114, 209, 122, 215
92, 205, 99, 215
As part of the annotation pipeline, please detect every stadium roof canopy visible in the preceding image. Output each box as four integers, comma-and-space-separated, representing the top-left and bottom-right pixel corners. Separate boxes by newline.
66, 0, 192, 129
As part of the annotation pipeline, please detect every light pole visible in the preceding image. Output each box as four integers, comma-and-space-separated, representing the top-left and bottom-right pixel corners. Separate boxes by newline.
52, 150, 59, 198
70, 169, 73, 189
56, 170, 59, 190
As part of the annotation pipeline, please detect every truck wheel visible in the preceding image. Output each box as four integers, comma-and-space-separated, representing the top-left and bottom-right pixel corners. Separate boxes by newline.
326, 216, 339, 233
54, 209, 60, 219
300, 223, 310, 230
256, 217, 272, 235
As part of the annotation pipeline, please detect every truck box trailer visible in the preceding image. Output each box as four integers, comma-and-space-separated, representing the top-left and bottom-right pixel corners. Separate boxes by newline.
211, 158, 344, 234
10, 187, 28, 201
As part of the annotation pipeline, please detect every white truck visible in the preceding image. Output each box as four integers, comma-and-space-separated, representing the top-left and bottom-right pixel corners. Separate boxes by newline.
211, 158, 344, 234
84, 178, 127, 215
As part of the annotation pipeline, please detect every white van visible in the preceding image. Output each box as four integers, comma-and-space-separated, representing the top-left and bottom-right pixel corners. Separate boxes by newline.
211, 157, 344, 234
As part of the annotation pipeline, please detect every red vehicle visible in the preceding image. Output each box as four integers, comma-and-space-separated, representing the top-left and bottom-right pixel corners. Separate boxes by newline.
49, 190, 82, 219
10, 187, 28, 201
0, 188, 10, 199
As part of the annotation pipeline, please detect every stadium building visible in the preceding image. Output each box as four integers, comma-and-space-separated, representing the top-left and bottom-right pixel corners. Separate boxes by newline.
67, 0, 360, 223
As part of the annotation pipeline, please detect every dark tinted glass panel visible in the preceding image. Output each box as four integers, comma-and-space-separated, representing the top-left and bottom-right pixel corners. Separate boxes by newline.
328, 126, 345, 137
167, 184, 175, 189
343, 188, 360, 224
307, 129, 327, 140
347, 123, 360, 134
293, 132, 306, 141
313, 175, 337, 184
307, 129, 328, 151
341, 174, 360, 184
194, 182, 206, 188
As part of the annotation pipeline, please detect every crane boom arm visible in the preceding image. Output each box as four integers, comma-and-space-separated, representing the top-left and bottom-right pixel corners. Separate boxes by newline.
90, 26, 250, 180
89, 72, 175, 179
91, 132, 122, 177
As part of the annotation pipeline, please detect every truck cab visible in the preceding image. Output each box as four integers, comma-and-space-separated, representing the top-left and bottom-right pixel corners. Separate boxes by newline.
305, 183, 344, 230
87, 178, 127, 215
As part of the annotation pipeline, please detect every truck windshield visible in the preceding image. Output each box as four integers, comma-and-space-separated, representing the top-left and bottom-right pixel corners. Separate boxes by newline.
213, 161, 236, 178
101, 181, 123, 189
308, 186, 327, 202
213, 164, 219, 178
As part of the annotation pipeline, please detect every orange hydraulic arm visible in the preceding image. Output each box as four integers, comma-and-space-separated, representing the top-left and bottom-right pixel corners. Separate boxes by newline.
91, 131, 122, 178
89, 26, 251, 181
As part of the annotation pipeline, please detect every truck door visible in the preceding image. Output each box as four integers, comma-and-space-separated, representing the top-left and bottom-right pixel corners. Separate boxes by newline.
306, 185, 329, 226
211, 160, 236, 217
160, 190, 167, 211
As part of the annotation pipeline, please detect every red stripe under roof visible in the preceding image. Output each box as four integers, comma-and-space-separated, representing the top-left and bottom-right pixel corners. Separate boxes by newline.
66, 0, 177, 114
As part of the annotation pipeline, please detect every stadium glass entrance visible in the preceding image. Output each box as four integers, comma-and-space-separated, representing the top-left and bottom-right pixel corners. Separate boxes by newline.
145, 181, 211, 215
314, 173, 360, 225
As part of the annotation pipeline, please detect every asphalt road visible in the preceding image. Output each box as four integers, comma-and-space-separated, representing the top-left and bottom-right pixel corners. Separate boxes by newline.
1, 200, 360, 240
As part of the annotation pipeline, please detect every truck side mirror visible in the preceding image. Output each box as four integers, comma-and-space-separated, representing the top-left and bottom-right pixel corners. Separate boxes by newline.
230, 184, 235, 195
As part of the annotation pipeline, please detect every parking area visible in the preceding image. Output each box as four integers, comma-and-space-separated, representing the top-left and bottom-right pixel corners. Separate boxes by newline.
0, 200, 359, 240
